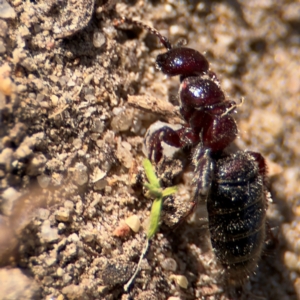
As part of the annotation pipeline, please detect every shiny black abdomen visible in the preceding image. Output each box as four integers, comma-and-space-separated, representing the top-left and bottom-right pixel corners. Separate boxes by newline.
207, 151, 267, 284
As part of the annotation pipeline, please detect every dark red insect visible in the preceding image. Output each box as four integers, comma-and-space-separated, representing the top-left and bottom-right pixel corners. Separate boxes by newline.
118, 17, 269, 287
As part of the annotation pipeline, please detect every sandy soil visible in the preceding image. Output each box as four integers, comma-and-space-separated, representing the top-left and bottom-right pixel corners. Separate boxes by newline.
0, 0, 299, 299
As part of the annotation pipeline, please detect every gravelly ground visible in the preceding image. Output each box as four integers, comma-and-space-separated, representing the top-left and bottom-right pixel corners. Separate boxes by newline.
0, 0, 299, 299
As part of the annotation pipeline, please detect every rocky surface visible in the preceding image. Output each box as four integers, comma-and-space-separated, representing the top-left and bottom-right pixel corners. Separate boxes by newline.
0, 0, 299, 299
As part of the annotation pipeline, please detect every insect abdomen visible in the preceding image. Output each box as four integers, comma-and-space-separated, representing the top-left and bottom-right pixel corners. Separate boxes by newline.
207, 151, 267, 284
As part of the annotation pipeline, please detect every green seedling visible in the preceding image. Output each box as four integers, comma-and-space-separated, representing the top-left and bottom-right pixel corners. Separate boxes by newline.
124, 159, 178, 292
143, 158, 177, 239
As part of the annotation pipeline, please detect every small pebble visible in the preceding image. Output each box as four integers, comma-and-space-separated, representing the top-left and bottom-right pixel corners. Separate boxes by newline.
0, 39, 6, 53
112, 222, 131, 237
94, 179, 108, 190
62, 284, 84, 299
36, 208, 50, 220
282, 3, 300, 22
100, 259, 135, 286
45, 257, 57, 267
37, 174, 51, 188
62, 274, 72, 285
56, 268, 64, 277
91, 119, 105, 133
55, 207, 70, 222
73, 162, 88, 185
19, 25, 31, 38
67, 79, 75, 87
116, 140, 133, 169
125, 215, 141, 233
65, 243, 77, 257
97, 286, 108, 294
16, 84, 27, 93
68, 233, 79, 243
75, 200, 83, 215
50, 95, 59, 106
27, 153, 47, 176
58, 222, 66, 232
64, 200, 74, 211
161, 258, 177, 272
84, 94, 96, 102
93, 31, 106, 48
0, 91, 5, 110
294, 277, 300, 299
14, 144, 32, 159
80, 229, 94, 243
1, 187, 21, 216
92, 167, 106, 183
110, 108, 134, 132
0, 268, 40, 299
0, 148, 13, 171
102, 25, 116, 39
0, 20, 8, 37
72, 138, 82, 150
0, 0, 16, 19
169, 274, 188, 289
41, 220, 59, 243
9, 122, 27, 145
83, 74, 94, 85
284, 251, 299, 271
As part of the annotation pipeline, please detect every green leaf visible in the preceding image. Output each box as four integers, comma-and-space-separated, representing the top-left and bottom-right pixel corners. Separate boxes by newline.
142, 158, 178, 240
147, 196, 163, 239
143, 159, 160, 188
162, 186, 178, 197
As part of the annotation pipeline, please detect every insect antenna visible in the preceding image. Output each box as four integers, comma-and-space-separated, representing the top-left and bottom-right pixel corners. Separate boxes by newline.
114, 16, 172, 51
